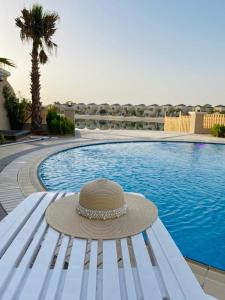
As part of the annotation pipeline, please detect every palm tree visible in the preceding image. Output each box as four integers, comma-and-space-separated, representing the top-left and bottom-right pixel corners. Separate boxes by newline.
15, 4, 59, 131
0, 58, 16, 68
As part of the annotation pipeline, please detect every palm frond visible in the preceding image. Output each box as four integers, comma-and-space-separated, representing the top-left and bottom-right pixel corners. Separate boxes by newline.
15, 8, 33, 41
43, 12, 59, 53
15, 5, 59, 52
0, 58, 16, 68
39, 49, 48, 64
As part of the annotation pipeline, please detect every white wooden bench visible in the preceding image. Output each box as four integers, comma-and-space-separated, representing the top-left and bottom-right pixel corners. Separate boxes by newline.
0, 192, 216, 299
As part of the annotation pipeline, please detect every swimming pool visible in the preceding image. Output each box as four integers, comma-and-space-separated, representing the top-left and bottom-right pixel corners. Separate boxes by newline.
39, 141, 225, 270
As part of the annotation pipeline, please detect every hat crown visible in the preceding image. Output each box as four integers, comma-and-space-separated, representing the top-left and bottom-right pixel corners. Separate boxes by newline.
79, 179, 124, 211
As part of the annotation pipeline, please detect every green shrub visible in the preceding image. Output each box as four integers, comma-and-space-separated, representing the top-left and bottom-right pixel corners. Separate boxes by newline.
0, 134, 5, 144
3, 86, 31, 130
211, 124, 225, 137
46, 107, 74, 135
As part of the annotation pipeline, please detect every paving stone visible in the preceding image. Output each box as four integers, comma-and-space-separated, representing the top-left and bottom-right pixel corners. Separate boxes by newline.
203, 278, 225, 300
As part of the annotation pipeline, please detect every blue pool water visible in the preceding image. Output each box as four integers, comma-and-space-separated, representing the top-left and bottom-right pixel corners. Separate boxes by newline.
39, 142, 225, 270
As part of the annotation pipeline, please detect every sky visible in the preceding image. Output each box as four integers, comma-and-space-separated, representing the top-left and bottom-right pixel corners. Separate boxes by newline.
1, 0, 225, 106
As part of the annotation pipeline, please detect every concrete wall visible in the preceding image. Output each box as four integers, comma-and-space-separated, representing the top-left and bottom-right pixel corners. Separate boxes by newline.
189, 112, 209, 134
0, 68, 11, 130
25, 105, 75, 128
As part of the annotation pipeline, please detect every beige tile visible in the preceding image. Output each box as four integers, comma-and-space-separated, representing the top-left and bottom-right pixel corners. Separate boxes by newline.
207, 269, 225, 284
187, 260, 208, 277
203, 278, 225, 300
195, 274, 206, 287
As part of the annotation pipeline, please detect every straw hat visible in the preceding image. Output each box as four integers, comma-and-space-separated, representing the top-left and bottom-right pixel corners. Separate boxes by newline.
45, 179, 158, 239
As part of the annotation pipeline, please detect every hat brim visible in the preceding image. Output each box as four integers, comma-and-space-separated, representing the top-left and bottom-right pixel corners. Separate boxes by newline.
45, 193, 158, 240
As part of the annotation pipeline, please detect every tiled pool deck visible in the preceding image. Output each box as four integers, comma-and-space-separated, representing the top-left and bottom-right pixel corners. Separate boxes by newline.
0, 129, 225, 299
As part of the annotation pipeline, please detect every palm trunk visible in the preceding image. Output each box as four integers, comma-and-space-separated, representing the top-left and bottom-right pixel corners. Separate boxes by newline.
31, 41, 42, 131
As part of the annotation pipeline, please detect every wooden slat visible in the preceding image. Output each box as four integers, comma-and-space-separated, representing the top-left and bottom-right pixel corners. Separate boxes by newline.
1, 220, 47, 300
18, 227, 59, 300
16, 192, 65, 300
146, 226, 185, 300
103, 240, 121, 300
44, 236, 70, 300
0, 192, 46, 255
0, 193, 40, 238
1, 192, 66, 300
152, 218, 206, 299
43, 192, 72, 300
61, 238, 87, 300
0, 193, 56, 296
86, 240, 98, 300
120, 238, 137, 300
132, 234, 162, 300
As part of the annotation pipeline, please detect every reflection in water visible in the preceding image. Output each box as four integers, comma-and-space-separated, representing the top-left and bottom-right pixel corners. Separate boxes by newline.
75, 119, 164, 130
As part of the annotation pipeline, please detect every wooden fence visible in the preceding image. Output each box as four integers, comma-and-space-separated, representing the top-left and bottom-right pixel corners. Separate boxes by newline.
203, 114, 225, 128
164, 116, 191, 132
164, 113, 225, 133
